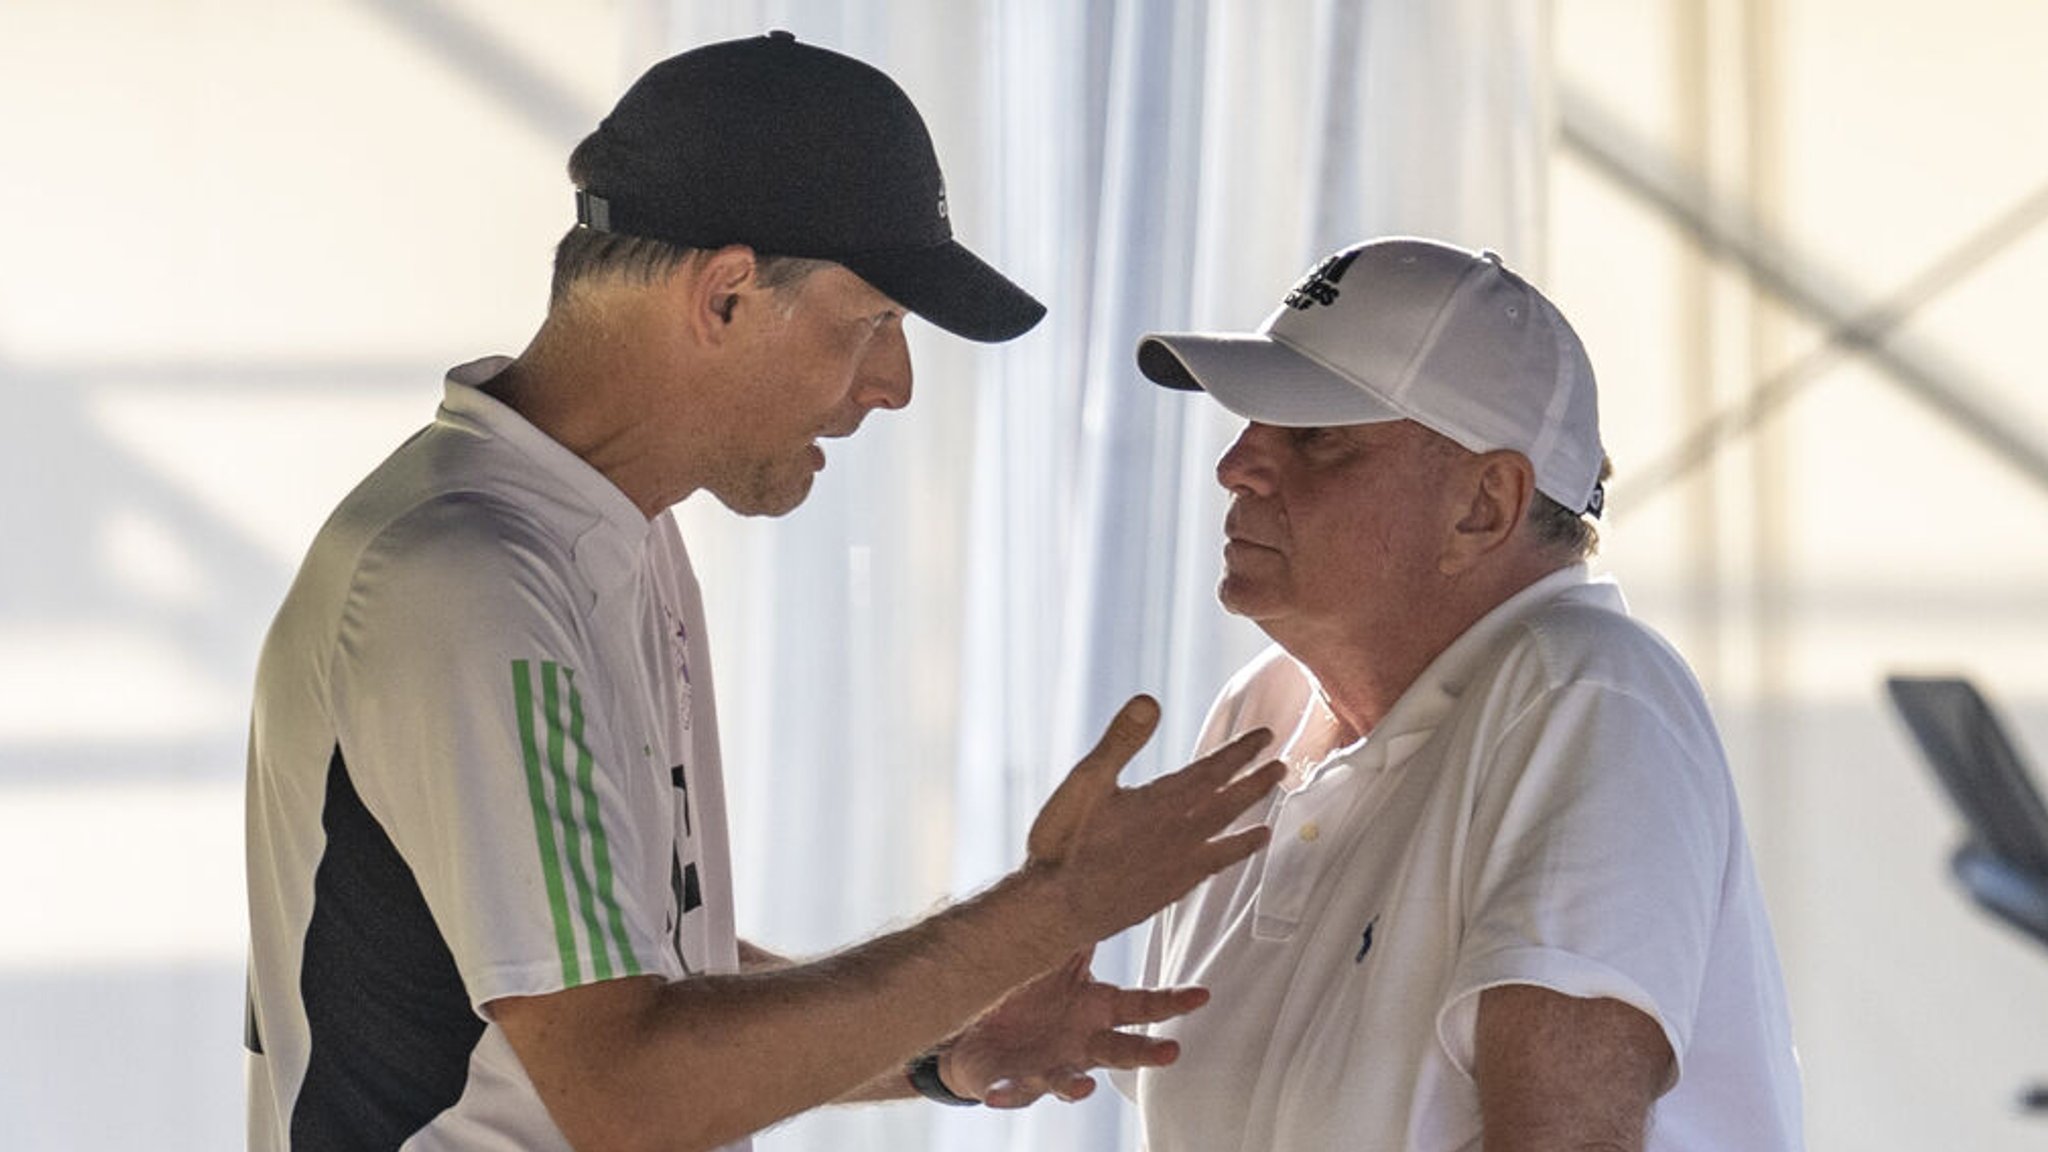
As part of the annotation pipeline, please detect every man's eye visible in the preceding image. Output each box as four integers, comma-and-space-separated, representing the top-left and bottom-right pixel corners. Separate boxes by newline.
1288, 427, 1337, 448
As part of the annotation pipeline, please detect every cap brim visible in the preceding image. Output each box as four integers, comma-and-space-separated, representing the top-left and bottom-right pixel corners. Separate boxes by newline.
842, 240, 1046, 343
1135, 331, 1405, 428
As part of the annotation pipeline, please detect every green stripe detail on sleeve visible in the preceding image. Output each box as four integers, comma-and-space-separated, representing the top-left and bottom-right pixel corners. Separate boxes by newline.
512, 659, 582, 985
539, 664, 606, 981
513, 659, 642, 985
565, 670, 641, 978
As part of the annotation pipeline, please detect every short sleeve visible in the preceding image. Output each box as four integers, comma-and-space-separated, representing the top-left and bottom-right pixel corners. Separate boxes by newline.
1437, 678, 1730, 1086
329, 495, 676, 1008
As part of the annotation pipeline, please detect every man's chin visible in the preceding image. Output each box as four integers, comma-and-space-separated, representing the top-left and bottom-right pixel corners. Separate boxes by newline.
1215, 576, 1280, 622
714, 472, 816, 518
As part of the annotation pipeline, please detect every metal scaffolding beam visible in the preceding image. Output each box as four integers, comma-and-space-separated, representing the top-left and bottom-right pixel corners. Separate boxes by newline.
1558, 83, 2048, 507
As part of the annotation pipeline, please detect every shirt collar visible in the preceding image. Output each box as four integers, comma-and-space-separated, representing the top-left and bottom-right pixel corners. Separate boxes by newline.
440, 356, 652, 593
1343, 563, 1622, 749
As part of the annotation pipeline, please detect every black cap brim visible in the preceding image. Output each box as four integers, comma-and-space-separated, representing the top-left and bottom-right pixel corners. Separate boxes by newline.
841, 240, 1046, 343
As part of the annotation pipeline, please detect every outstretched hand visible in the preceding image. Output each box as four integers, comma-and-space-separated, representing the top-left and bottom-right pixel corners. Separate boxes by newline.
941, 948, 1209, 1108
1024, 695, 1281, 946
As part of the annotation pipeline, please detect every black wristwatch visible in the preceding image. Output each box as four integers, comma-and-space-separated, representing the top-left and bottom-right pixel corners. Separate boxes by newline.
906, 1048, 980, 1106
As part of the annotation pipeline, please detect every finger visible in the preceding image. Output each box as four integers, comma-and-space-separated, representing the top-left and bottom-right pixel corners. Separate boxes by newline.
981, 1080, 1041, 1110
1144, 726, 1273, 804
1105, 983, 1210, 1027
1052, 1072, 1098, 1103
983, 1070, 1096, 1108
1086, 1029, 1184, 1070
1195, 822, 1274, 875
1186, 757, 1286, 831
1078, 694, 1161, 780
1028, 696, 1161, 858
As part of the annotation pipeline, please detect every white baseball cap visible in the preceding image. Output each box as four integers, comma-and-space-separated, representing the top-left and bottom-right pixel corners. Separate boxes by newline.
1136, 237, 1605, 516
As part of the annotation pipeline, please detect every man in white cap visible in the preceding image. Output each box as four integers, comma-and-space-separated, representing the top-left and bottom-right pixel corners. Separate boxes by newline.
1126, 237, 1804, 1150
244, 32, 1283, 1152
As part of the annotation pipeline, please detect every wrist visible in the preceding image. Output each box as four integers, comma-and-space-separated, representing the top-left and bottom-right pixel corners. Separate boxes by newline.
995, 862, 1093, 961
906, 1045, 979, 1106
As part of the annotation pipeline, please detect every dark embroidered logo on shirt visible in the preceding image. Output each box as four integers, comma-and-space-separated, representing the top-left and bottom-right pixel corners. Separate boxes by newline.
1284, 249, 1361, 310
670, 764, 693, 835
1355, 915, 1379, 963
669, 763, 703, 970
674, 859, 702, 915
670, 856, 703, 976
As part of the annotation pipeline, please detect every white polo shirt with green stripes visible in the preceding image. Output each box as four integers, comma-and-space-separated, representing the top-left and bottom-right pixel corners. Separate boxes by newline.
246, 357, 745, 1151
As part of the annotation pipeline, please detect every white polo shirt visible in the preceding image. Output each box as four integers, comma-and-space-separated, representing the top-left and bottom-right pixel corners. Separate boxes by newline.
1129, 566, 1803, 1152
246, 358, 745, 1151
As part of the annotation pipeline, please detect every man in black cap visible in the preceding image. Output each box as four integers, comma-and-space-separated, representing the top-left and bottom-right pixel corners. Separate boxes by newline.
244, 33, 1282, 1152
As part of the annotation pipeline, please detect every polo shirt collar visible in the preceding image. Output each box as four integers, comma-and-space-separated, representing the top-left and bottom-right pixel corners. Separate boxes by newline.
1375, 563, 1618, 742
1309, 564, 1619, 766
440, 356, 652, 594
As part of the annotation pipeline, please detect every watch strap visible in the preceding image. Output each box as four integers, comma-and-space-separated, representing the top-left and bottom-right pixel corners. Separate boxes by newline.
905, 1048, 979, 1106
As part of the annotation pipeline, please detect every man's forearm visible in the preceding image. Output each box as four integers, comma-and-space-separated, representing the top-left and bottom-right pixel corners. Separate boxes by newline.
737, 939, 793, 972
742, 939, 933, 1105
498, 867, 1075, 1152
833, 1068, 920, 1105
496, 702, 1278, 1152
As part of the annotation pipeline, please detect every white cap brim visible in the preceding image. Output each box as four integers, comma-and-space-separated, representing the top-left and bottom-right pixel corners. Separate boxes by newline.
1135, 330, 1405, 429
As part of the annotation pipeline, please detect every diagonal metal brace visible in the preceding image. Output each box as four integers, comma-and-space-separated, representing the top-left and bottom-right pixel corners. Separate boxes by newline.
1558, 83, 2048, 506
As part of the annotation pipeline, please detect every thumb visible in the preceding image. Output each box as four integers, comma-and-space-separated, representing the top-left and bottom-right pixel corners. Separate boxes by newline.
1026, 695, 1160, 862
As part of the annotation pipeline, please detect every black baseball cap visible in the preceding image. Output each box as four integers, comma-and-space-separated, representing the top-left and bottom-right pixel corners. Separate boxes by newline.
572, 30, 1045, 343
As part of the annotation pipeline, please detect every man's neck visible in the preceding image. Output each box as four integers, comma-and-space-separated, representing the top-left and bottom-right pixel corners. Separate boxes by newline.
491, 300, 711, 520
1279, 627, 1443, 744
1277, 554, 1573, 740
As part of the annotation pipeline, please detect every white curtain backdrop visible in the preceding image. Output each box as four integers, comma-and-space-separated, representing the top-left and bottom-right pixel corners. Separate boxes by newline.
650, 2, 1547, 1149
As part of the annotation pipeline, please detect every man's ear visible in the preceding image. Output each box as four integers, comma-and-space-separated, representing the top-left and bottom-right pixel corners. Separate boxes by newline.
682, 245, 760, 344
1441, 451, 1536, 575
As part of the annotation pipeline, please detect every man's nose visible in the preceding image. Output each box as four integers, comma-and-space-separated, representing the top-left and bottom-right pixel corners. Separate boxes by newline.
1216, 422, 1278, 494
854, 321, 912, 411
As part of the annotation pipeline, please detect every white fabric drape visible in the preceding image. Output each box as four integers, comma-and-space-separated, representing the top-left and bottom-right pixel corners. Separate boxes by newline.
654, 3, 1546, 1149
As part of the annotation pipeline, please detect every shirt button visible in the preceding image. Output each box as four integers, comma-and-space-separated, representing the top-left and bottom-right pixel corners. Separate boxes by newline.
1299, 822, 1320, 843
